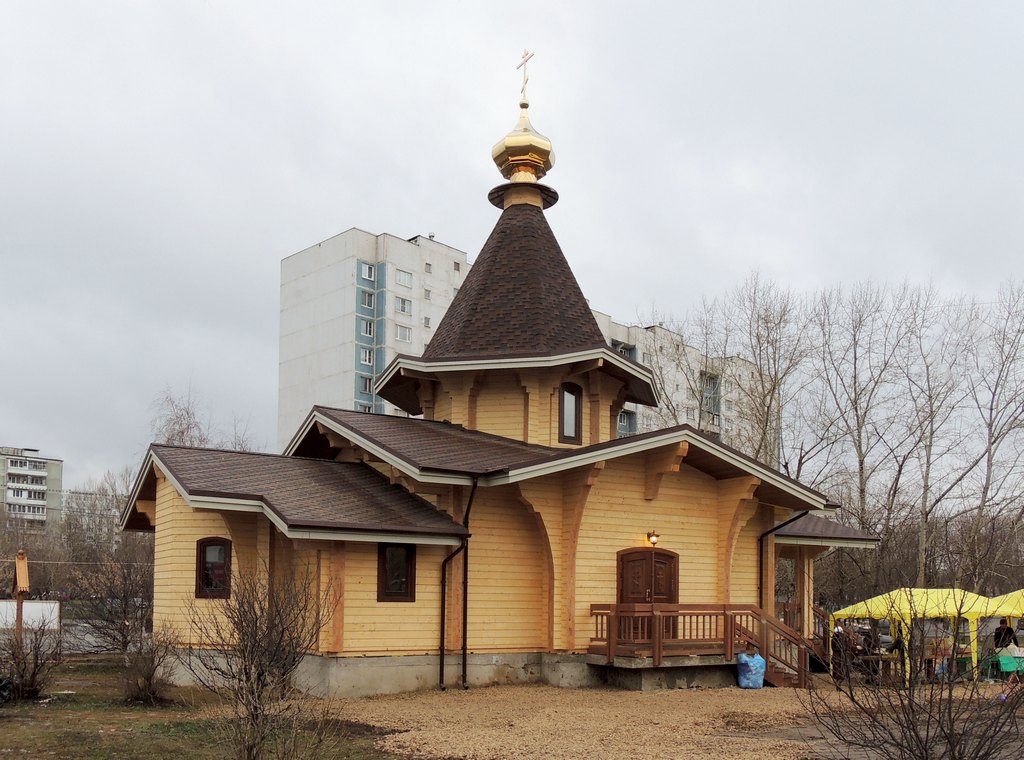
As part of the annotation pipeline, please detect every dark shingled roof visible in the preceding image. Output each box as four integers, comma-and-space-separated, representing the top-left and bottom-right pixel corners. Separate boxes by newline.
149, 444, 467, 537
307, 407, 561, 475
421, 203, 607, 360
776, 514, 878, 543
299, 408, 831, 512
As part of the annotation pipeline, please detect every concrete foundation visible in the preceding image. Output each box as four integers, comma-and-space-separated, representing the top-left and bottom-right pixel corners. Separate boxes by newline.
166, 649, 739, 697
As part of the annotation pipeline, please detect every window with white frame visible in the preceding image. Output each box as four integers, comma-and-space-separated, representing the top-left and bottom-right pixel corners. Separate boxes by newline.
424, 289, 431, 300
360, 319, 374, 338
423, 316, 431, 328
396, 269, 413, 287
360, 290, 375, 309
358, 403, 372, 413
685, 408, 695, 422
395, 297, 412, 314
424, 262, 432, 273
361, 263, 376, 281
453, 262, 461, 272
359, 375, 373, 394
396, 325, 412, 342
359, 348, 373, 366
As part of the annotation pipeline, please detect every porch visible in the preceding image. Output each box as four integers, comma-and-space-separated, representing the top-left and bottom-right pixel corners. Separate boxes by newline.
589, 603, 814, 687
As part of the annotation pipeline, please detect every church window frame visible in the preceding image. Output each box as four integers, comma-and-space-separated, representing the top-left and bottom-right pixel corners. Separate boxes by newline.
377, 543, 416, 602
559, 382, 583, 444
195, 537, 232, 599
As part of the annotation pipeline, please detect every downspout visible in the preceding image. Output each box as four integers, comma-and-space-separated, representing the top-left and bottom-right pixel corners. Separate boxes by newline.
757, 509, 810, 611
439, 477, 478, 690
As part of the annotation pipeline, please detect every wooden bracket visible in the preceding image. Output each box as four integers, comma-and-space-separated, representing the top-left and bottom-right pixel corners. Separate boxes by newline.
644, 442, 689, 500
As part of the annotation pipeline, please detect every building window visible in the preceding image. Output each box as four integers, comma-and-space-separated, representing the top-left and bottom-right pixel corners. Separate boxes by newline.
361, 263, 376, 281
395, 296, 412, 314
359, 375, 373, 394
425, 262, 432, 273
396, 269, 413, 287
377, 544, 416, 602
359, 348, 373, 366
195, 537, 231, 599
453, 287, 459, 297
358, 403, 372, 413
360, 290, 375, 309
685, 407, 696, 422
360, 319, 374, 338
453, 261, 461, 272
559, 383, 583, 444
423, 316, 431, 328
396, 325, 412, 342
700, 372, 721, 417
424, 289, 431, 300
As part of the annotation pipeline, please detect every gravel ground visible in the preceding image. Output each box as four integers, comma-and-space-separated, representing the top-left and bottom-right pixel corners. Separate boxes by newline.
339, 684, 832, 759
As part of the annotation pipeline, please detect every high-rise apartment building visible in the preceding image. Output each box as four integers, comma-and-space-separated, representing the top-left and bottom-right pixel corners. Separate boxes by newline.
1, 446, 63, 530
278, 229, 469, 448
278, 231, 763, 454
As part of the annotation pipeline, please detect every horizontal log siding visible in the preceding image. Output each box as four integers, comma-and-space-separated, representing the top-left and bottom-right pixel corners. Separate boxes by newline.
732, 518, 761, 605
152, 470, 257, 642
473, 372, 526, 440
341, 542, 447, 656
572, 460, 719, 651
466, 488, 550, 652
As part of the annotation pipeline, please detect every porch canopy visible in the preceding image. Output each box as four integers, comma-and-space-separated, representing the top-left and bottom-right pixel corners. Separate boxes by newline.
832, 587, 991, 668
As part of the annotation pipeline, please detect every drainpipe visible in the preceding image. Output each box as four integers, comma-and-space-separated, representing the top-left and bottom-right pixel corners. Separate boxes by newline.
757, 510, 810, 612
438, 477, 478, 690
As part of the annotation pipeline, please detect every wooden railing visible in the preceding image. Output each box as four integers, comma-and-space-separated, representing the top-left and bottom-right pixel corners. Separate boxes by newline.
590, 603, 811, 687
778, 602, 830, 659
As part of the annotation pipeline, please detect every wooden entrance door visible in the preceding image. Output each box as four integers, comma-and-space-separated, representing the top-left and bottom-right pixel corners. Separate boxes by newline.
617, 548, 679, 604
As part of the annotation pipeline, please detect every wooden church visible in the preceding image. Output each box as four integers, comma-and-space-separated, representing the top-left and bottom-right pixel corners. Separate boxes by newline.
121, 87, 876, 696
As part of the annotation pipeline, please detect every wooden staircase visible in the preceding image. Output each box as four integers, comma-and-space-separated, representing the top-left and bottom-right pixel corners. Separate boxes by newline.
590, 603, 816, 688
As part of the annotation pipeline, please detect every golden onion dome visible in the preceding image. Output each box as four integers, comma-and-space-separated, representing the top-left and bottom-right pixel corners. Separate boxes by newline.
491, 98, 555, 183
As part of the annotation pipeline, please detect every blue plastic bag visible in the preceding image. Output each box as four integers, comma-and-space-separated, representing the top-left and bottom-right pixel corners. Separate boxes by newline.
736, 652, 766, 689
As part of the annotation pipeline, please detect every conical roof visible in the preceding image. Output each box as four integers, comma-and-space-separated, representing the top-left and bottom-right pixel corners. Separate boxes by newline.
422, 203, 607, 360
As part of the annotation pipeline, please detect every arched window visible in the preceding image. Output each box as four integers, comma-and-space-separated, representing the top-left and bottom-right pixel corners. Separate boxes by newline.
559, 383, 583, 444
195, 537, 232, 599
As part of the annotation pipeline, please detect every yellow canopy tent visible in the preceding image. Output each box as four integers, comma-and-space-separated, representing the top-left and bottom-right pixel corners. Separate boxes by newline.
983, 590, 1024, 622
831, 587, 992, 672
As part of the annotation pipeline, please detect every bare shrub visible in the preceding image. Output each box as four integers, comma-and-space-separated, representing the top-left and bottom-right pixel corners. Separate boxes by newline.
3, 617, 62, 700
124, 628, 175, 704
177, 562, 334, 760
807, 594, 1024, 759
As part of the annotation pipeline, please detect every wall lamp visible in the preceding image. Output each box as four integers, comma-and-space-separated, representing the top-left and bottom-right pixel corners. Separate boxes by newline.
646, 530, 660, 546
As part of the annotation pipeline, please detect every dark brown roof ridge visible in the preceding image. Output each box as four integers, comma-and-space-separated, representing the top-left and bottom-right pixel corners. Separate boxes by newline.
422, 203, 606, 360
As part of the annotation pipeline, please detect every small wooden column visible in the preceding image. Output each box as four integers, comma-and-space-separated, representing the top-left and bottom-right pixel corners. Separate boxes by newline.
12, 550, 30, 657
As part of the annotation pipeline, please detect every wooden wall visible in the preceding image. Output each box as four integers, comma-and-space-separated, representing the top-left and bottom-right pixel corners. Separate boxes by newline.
152, 468, 258, 641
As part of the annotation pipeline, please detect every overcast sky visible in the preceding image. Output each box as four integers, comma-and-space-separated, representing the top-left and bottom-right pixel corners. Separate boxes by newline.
2, 2, 1022, 489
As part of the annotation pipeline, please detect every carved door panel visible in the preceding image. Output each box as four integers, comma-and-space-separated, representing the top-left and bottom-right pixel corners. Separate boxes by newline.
619, 553, 652, 604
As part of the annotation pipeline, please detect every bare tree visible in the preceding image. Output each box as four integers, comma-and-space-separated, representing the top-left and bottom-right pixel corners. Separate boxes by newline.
178, 561, 334, 760
948, 284, 1024, 592
720, 273, 813, 465
151, 385, 260, 451
807, 594, 1024, 760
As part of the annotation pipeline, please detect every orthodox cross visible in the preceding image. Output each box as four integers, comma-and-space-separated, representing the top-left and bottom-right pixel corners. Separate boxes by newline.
517, 49, 534, 102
